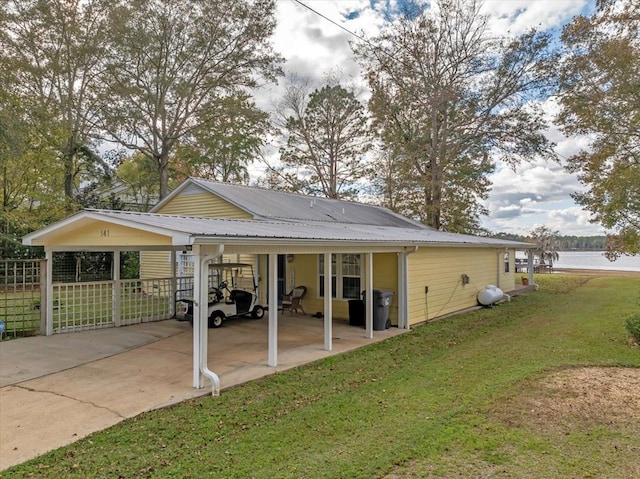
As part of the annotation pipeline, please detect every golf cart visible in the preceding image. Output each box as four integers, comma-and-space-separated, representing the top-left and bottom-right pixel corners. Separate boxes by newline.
177, 263, 265, 328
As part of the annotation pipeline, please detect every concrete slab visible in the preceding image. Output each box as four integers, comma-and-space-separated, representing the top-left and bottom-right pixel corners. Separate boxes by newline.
0, 315, 407, 470
0, 320, 191, 387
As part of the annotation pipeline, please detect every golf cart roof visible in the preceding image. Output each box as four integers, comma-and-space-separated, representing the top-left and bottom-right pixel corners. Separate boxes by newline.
208, 263, 253, 270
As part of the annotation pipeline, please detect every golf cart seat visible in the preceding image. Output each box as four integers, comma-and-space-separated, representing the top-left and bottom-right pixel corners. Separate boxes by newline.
282, 286, 306, 315
230, 289, 252, 313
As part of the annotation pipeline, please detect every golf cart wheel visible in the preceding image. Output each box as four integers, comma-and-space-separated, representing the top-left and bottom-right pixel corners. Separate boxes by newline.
251, 305, 265, 319
208, 312, 224, 328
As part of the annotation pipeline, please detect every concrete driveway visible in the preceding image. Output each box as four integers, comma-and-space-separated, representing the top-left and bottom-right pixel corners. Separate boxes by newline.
0, 315, 406, 470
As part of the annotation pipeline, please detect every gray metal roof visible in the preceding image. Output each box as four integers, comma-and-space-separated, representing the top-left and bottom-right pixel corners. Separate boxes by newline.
155, 178, 428, 230
88, 209, 534, 248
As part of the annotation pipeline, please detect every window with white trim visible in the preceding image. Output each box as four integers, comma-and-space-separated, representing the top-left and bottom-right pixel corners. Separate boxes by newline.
319, 254, 361, 300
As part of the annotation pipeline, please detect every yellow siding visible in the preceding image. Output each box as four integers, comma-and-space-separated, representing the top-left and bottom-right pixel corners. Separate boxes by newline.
141, 252, 258, 281
407, 247, 515, 325
373, 253, 398, 325
284, 253, 398, 324
50, 220, 170, 247
500, 248, 517, 292
141, 251, 173, 280
142, 188, 253, 278
155, 192, 252, 219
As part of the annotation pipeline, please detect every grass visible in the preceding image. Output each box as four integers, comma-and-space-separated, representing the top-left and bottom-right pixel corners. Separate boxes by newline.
2, 274, 640, 478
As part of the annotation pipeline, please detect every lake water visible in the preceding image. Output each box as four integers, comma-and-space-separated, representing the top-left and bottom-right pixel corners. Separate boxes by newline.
551, 251, 640, 272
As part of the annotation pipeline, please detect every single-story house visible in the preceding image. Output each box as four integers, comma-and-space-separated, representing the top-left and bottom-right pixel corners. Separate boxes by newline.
23, 177, 537, 395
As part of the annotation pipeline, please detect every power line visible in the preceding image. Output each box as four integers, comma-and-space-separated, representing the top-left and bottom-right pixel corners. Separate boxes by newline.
290, 0, 413, 74
290, 0, 371, 46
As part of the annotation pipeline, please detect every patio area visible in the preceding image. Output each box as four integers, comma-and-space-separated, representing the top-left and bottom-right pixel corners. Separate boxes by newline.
0, 313, 407, 470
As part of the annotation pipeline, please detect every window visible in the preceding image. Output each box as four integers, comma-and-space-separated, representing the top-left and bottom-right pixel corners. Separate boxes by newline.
319, 254, 361, 300
504, 251, 510, 273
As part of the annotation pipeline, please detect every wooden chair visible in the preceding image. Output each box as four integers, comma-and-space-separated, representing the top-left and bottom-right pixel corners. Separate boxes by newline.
281, 286, 306, 315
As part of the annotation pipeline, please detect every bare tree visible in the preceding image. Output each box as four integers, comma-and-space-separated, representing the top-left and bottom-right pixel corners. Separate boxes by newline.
272, 75, 371, 199
354, 0, 557, 233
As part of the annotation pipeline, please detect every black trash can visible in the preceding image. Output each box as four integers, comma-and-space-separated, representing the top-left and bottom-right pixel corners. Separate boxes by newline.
348, 299, 365, 326
362, 290, 394, 330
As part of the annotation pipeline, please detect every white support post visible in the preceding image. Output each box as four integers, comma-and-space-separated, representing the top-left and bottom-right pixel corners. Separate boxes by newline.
323, 252, 332, 351
365, 252, 373, 339
268, 253, 278, 367
45, 249, 54, 336
528, 253, 535, 285
192, 245, 203, 388
113, 251, 121, 327
169, 250, 177, 317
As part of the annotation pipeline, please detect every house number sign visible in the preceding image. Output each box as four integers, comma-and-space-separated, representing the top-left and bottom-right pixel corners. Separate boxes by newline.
100, 229, 110, 237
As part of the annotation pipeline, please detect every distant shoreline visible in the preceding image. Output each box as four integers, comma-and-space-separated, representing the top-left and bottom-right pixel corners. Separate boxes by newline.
550, 268, 640, 277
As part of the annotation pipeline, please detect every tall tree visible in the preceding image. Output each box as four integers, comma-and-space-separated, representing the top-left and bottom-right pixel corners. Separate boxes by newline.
101, 0, 282, 199
556, 0, 639, 258
0, 86, 66, 257
177, 94, 270, 184
529, 226, 560, 267
0, 0, 111, 207
354, 0, 557, 233
274, 78, 371, 199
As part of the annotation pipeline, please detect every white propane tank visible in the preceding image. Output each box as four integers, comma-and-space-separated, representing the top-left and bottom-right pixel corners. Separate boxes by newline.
477, 285, 504, 306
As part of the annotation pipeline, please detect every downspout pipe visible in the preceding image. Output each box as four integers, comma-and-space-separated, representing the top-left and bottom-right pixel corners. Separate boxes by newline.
199, 245, 224, 396
399, 246, 419, 329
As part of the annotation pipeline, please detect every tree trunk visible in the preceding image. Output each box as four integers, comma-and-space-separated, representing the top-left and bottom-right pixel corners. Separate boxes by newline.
158, 150, 170, 200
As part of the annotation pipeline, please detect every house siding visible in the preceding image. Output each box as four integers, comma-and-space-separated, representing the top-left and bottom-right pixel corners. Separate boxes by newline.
141, 187, 253, 280
279, 253, 398, 324
407, 247, 515, 325
141, 251, 173, 281
154, 191, 252, 219
51, 221, 170, 248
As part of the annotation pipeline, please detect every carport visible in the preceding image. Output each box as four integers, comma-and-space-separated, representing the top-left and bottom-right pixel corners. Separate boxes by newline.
0, 313, 407, 470
23, 210, 412, 396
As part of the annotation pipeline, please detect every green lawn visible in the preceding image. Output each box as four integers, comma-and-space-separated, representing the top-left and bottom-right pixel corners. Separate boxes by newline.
3, 274, 639, 478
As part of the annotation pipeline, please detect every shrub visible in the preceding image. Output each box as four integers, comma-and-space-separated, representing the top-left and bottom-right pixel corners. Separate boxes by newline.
626, 313, 640, 344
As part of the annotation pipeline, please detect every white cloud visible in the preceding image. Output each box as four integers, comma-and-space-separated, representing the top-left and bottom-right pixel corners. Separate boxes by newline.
480, 0, 589, 36
265, 0, 603, 236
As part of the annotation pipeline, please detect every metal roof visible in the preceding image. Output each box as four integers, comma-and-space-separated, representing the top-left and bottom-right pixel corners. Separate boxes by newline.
68, 209, 534, 249
153, 178, 428, 230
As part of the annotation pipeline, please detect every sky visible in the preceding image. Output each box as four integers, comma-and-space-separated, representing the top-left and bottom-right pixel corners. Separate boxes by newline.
262, 0, 605, 237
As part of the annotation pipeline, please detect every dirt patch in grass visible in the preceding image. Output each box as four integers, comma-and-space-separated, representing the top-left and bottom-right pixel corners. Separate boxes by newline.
502, 366, 640, 429
384, 367, 640, 478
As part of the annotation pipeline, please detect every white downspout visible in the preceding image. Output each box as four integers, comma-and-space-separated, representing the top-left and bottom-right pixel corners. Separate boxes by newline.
365, 252, 374, 339
398, 246, 418, 329
195, 244, 224, 396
